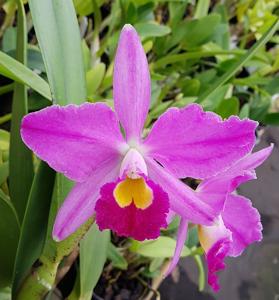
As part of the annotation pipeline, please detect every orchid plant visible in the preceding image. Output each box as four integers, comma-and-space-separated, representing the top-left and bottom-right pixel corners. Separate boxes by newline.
20, 24, 272, 292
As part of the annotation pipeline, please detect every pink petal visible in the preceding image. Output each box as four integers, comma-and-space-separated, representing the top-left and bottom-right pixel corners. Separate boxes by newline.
146, 158, 224, 225
144, 104, 257, 179
52, 158, 120, 241
197, 145, 273, 194
198, 218, 232, 292
165, 218, 188, 276
222, 194, 263, 257
95, 178, 169, 241
113, 24, 151, 142
21, 103, 127, 182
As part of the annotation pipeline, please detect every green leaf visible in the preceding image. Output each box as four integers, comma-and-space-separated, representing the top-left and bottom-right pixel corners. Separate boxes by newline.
0, 287, 12, 300
215, 97, 240, 119
181, 14, 221, 49
80, 225, 110, 300
9, 0, 34, 223
0, 130, 10, 150
0, 161, 9, 185
239, 103, 250, 119
149, 258, 164, 273
0, 51, 51, 100
197, 19, 279, 103
0, 193, 20, 288
107, 243, 128, 270
263, 113, 279, 125
73, 0, 104, 16
86, 63, 106, 97
12, 162, 55, 295
28, 0, 87, 105
194, 0, 210, 19
130, 236, 191, 258
135, 23, 171, 38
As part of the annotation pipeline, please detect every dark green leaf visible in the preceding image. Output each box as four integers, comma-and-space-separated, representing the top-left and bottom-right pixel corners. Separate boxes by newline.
0, 194, 20, 288
9, 0, 34, 223
12, 162, 55, 295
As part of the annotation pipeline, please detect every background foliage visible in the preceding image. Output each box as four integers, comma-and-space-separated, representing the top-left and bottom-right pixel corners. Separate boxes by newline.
0, 0, 278, 299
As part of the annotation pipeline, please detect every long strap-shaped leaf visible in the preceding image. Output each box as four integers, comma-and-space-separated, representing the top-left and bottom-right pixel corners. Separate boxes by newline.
12, 162, 55, 296
9, 0, 34, 223
0, 51, 52, 100
197, 19, 279, 103
28, 0, 86, 104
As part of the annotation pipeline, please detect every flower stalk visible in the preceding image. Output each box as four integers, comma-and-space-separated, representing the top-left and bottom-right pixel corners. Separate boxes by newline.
16, 218, 94, 300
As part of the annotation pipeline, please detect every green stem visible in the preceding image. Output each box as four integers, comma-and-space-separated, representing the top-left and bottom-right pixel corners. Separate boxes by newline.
16, 255, 60, 300
16, 218, 94, 300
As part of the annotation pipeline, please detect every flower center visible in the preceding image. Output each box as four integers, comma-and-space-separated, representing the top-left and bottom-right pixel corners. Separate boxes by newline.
113, 177, 153, 209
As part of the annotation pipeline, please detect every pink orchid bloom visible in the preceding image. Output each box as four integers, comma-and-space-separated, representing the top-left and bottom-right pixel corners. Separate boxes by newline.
167, 145, 272, 291
21, 24, 257, 243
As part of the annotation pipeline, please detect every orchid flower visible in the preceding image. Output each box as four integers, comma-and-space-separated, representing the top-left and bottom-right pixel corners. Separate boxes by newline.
168, 145, 273, 291
21, 24, 257, 244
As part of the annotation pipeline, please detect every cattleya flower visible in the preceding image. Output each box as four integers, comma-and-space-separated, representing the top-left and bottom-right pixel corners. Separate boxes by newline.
20, 24, 271, 290
167, 145, 272, 291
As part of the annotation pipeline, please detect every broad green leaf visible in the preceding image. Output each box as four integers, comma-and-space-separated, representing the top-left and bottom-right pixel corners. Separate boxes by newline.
0, 51, 51, 100
86, 63, 106, 97
0, 194, 20, 288
215, 97, 240, 119
73, 0, 104, 16
107, 243, 128, 270
135, 23, 171, 38
9, 0, 34, 223
197, 19, 279, 103
181, 14, 221, 49
12, 162, 55, 295
28, 0, 87, 105
80, 225, 110, 300
130, 236, 190, 258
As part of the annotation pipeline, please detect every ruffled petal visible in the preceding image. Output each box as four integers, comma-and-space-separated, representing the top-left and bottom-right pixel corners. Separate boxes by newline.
198, 218, 232, 292
52, 158, 120, 241
146, 158, 224, 225
21, 103, 127, 182
113, 24, 151, 142
95, 178, 169, 241
165, 218, 188, 276
222, 194, 263, 257
144, 104, 257, 179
